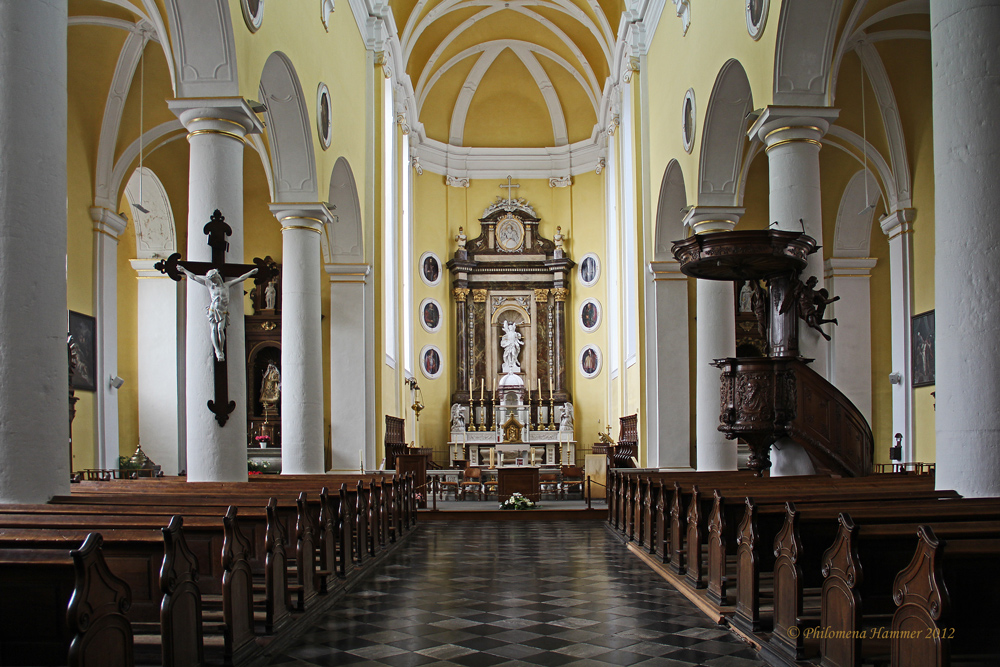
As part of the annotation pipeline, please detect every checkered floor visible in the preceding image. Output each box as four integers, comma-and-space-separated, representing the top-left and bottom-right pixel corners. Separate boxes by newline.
266, 522, 762, 666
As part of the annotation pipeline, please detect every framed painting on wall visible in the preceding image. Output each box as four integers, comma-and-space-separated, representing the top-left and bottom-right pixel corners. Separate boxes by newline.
579, 345, 602, 379
419, 252, 442, 287
420, 298, 442, 333
579, 298, 601, 333
912, 310, 935, 387
420, 345, 443, 380
579, 253, 600, 287
68, 310, 97, 392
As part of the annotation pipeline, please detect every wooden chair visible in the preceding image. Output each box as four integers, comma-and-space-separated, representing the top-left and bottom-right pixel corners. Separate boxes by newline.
482, 474, 498, 499
437, 472, 460, 500
539, 472, 561, 499
459, 467, 482, 500
560, 465, 585, 498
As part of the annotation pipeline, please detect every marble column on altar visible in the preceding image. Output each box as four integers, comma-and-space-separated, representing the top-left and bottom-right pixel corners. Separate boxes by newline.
270, 203, 332, 474
168, 98, 263, 482
0, 0, 70, 502
684, 207, 741, 471
552, 287, 568, 394
453, 287, 470, 397
327, 263, 372, 471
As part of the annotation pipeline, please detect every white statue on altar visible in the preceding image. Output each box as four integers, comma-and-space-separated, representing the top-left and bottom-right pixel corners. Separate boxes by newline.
560, 402, 574, 432
450, 403, 466, 431
500, 320, 523, 374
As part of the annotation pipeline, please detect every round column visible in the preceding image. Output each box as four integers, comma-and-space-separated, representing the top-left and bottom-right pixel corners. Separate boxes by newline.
169, 100, 262, 482
932, 1, 1000, 497
553, 287, 568, 394
0, 1, 69, 502
271, 205, 329, 475
453, 287, 470, 398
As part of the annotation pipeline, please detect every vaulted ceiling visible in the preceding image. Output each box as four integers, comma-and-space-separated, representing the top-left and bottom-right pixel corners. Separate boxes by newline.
392, 0, 624, 149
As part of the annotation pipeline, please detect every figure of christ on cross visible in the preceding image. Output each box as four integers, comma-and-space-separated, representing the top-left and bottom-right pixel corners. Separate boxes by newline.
156, 209, 274, 426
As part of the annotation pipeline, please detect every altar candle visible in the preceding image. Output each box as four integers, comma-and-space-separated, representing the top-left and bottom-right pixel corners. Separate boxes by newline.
481, 378, 485, 400
493, 377, 497, 398
469, 376, 473, 396
537, 378, 541, 397
549, 375, 553, 396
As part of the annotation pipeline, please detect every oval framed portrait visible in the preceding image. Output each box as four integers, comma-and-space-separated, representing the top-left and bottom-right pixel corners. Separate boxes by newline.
579, 253, 601, 287
316, 82, 332, 150
579, 298, 601, 333
240, 0, 264, 32
420, 345, 443, 380
579, 345, 602, 379
419, 251, 442, 287
682, 88, 696, 154
420, 298, 442, 333
746, 0, 769, 40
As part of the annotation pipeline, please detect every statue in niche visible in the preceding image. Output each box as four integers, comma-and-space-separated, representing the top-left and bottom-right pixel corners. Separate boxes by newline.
500, 320, 523, 374
780, 274, 840, 341
260, 361, 281, 409
739, 281, 754, 312
751, 282, 769, 338
450, 403, 466, 431
180, 266, 258, 361
559, 402, 574, 432
264, 279, 277, 310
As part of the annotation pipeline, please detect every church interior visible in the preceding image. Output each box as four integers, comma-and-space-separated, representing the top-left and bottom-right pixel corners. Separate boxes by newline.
1, 0, 999, 665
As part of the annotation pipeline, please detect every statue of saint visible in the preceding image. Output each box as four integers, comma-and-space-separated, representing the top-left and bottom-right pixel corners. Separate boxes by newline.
260, 361, 281, 407
500, 319, 523, 374
264, 279, 277, 310
455, 226, 467, 250
739, 281, 754, 312
450, 403, 466, 431
180, 266, 258, 361
559, 402, 574, 432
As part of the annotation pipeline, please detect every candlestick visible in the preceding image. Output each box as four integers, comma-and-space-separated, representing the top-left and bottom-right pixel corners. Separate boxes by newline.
468, 394, 475, 431
481, 378, 485, 401
548, 396, 556, 430
493, 377, 497, 397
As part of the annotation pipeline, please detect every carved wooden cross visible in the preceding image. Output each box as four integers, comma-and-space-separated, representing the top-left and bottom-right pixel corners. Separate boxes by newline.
500, 175, 520, 200
155, 209, 274, 426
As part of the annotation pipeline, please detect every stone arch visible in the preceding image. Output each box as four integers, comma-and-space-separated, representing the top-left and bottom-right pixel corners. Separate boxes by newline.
698, 60, 753, 207
259, 52, 318, 202
772, 0, 842, 106
654, 159, 687, 260
833, 168, 881, 257
124, 167, 177, 259
162, 0, 239, 98
325, 157, 364, 262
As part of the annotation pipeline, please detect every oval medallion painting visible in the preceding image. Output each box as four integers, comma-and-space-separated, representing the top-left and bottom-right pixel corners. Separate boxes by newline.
579, 253, 600, 287
580, 345, 602, 379
580, 298, 601, 333
420, 345, 443, 380
420, 252, 442, 287
420, 298, 442, 333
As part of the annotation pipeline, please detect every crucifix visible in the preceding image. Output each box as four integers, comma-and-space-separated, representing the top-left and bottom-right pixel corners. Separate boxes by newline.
155, 209, 274, 426
500, 175, 520, 201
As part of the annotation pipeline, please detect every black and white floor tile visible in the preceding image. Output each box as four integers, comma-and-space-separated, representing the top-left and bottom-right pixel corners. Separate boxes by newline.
267, 521, 762, 666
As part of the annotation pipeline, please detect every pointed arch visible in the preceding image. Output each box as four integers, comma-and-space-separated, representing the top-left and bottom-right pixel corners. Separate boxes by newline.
698, 60, 753, 207
259, 52, 318, 202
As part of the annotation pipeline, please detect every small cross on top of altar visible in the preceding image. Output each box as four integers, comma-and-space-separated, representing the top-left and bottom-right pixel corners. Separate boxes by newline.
500, 175, 520, 202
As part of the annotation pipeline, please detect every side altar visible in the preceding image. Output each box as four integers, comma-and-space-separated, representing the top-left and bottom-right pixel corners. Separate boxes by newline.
446, 179, 576, 466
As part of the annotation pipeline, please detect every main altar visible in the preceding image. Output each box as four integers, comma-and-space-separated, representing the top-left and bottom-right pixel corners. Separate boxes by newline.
446, 180, 576, 466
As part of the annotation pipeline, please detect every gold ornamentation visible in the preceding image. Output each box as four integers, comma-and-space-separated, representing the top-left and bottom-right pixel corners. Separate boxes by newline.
261, 321, 277, 331
534, 288, 550, 303
552, 288, 569, 302
453, 287, 470, 302
472, 289, 488, 303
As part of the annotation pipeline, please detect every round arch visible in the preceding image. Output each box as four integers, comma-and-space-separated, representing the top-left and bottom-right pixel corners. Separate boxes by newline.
325, 157, 364, 262
259, 52, 318, 203
698, 59, 753, 207
654, 160, 687, 260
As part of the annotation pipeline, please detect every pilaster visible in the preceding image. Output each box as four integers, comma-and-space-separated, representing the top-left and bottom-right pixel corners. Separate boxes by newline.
825, 257, 878, 425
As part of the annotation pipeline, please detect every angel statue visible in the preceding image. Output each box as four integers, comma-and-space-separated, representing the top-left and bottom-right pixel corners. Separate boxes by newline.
450, 403, 466, 431
559, 402, 574, 432
500, 320, 523, 374
179, 266, 258, 361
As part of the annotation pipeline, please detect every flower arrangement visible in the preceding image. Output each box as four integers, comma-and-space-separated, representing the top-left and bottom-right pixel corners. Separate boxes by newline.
414, 492, 424, 503
248, 460, 270, 475
254, 434, 271, 448
500, 492, 539, 510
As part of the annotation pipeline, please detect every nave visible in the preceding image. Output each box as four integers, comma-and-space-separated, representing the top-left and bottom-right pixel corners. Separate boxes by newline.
266, 522, 760, 667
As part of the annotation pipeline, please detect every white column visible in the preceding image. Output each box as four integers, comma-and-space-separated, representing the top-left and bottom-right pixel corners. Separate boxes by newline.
327, 264, 372, 471
130, 260, 186, 475
879, 209, 916, 460
684, 207, 741, 471
646, 260, 691, 468
168, 99, 263, 482
0, 0, 69, 502
269, 204, 331, 475
750, 106, 840, 377
90, 208, 128, 468
825, 257, 877, 425
932, 1, 1000, 497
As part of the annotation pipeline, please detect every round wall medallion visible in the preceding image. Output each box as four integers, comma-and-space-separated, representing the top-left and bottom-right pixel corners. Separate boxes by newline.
579, 298, 602, 333
495, 214, 525, 252
420, 345, 443, 380
419, 252, 442, 287
579, 345, 603, 379
579, 253, 601, 287
316, 83, 332, 150
682, 88, 696, 154
241, 0, 264, 32
746, 0, 769, 40
420, 298, 442, 334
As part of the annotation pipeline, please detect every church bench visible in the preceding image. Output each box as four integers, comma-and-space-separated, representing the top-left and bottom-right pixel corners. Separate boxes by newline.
0, 533, 133, 667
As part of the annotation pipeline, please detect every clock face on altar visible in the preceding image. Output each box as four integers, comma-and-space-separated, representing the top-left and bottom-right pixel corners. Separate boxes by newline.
495, 215, 525, 252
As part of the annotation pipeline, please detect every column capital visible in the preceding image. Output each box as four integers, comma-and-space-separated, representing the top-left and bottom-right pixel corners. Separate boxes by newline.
552, 287, 569, 302
824, 257, 877, 279
682, 206, 744, 235
325, 263, 371, 283
167, 97, 264, 137
533, 288, 550, 302
648, 259, 685, 280
270, 202, 334, 233
748, 106, 840, 144
454, 287, 471, 302
879, 208, 916, 239
89, 206, 128, 238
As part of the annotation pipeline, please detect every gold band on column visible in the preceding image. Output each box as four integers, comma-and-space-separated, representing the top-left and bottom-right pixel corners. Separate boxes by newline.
763, 125, 823, 141
765, 137, 823, 153
187, 128, 246, 144
280, 215, 324, 233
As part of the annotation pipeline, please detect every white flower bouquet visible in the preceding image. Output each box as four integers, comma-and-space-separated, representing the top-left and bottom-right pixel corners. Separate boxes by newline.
500, 492, 538, 510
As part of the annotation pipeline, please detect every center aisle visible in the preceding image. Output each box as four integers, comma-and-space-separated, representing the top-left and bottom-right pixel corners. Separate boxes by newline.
267, 522, 761, 666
